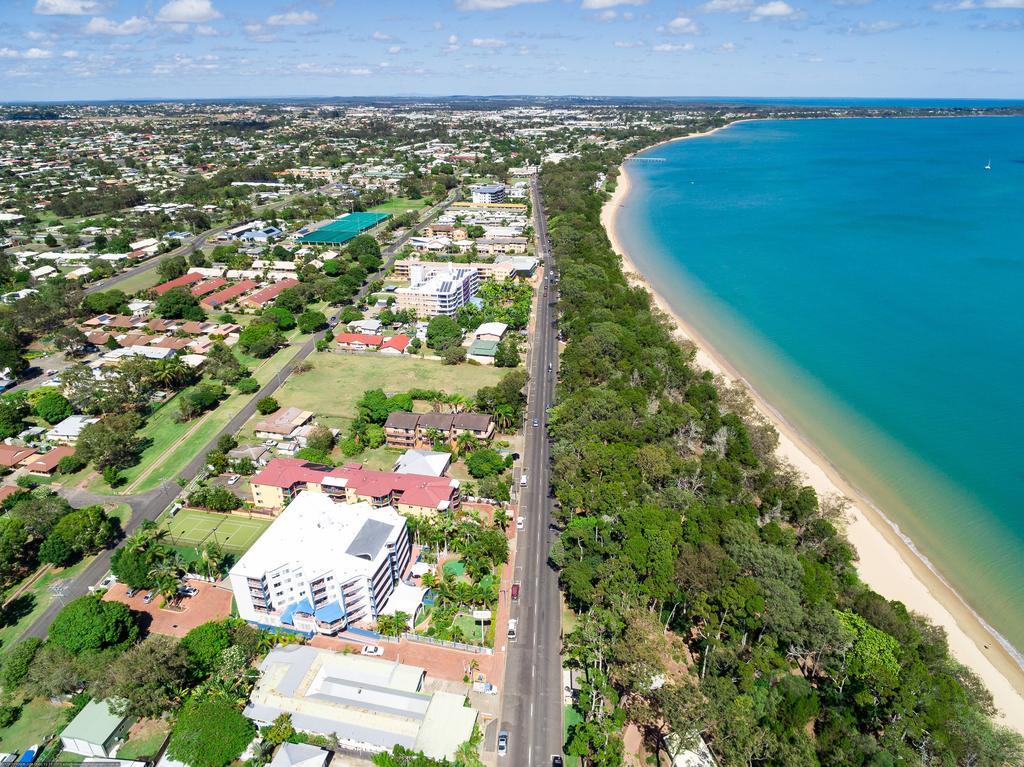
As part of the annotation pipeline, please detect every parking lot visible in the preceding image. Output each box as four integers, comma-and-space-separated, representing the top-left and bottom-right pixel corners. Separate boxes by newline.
102, 578, 232, 637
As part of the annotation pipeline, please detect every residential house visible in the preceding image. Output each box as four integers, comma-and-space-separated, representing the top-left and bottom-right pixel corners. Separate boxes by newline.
379, 335, 411, 355
25, 446, 75, 475
0, 445, 37, 468
254, 406, 315, 448
200, 279, 259, 311
393, 449, 451, 477
59, 699, 131, 759
240, 278, 301, 309
46, 415, 98, 444
153, 272, 204, 296
335, 333, 384, 351
467, 339, 498, 365
473, 322, 508, 342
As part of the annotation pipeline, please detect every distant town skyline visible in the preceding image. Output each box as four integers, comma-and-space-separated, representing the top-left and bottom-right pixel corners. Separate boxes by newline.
2, 0, 1023, 101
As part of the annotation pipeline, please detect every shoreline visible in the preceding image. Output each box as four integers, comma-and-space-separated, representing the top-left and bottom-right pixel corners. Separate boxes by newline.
601, 125, 1024, 731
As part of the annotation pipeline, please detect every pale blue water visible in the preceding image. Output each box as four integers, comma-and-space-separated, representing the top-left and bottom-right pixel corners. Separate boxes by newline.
616, 117, 1024, 655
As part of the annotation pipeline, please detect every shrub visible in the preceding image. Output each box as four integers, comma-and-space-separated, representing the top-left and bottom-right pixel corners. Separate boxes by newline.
236, 377, 259, 394
57, 454, 86, 474
256, 396, 278, 415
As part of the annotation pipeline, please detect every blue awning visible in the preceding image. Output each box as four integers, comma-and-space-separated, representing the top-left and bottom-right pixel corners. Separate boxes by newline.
315, 600, 346, 624
280, 597, 314, 626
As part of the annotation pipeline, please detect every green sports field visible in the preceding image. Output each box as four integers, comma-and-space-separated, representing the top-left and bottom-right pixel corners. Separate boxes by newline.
164, 508, 272, 553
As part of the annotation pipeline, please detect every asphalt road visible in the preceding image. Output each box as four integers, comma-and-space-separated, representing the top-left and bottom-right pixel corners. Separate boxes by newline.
21, 193, 454, 640
499, 177, 564, 766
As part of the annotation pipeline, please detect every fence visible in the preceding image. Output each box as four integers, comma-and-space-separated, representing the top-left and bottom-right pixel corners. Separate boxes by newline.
401, 631, 493, 655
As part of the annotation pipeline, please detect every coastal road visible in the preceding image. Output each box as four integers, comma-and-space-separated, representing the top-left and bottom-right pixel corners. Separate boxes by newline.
21, 193, 455, 640
499, 176, 564, 765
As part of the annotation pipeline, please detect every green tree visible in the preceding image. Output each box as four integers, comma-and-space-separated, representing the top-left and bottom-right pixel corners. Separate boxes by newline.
238, 321, 284, 358
298, 309, 327, 334
76, 412, 146, 470
156, 254, 188, 282
48, 595, 138, 654
52, 505, 119, 554
262, 306, 296, 331
39, 533, 76, 566
155, 286, 205, 321
167, 697, 256, 767
466, 448, 508, 479
94, 634, 190, 718
0, 637, 43, 689
256, 396, 279, 415
494, 336, 520, 368
426, 315, 461, 351
262, 713, 295, 746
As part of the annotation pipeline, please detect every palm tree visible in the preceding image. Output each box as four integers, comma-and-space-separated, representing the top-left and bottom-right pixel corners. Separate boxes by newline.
150, 357, 191, 390
455, 431, 478, 457
447, 394, 468, 414
200, 542, 224, 580
493, 404, 515, 432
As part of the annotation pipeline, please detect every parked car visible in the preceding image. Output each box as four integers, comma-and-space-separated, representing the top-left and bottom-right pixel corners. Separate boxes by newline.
126, 587, 139, 598
497, 731, 509, 757
532, 418, 539, 428
361, 645, 384, 656
177, 585, 198, 597
507, 619, 518, 640
516, 516, 525, 530
227, 475, 240, 485
520, 473, 528, 487
511, 583, 520, 601
552, 757, 564, 767
142, 592, 154, 604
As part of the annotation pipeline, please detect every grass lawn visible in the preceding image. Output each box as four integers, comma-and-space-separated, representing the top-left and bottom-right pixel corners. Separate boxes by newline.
442, 559, 465, 577
164, 508, 272, 553
371, 197, 429, 215
116, 719, 170, 760
453, 613, 488, 646
265, 353, 506, 432
113, 266, 164, 295
0, 558, 94, 650
90, 342, 301, 495
351, 445, 404, 472
563, 706, 584, 767
0, 697, 72, 754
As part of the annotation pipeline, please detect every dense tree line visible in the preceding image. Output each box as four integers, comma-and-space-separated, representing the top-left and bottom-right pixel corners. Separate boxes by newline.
540, 143, 1022, 765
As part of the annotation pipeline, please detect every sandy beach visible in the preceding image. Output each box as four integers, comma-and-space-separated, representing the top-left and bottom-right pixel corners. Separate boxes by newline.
601, 130, 1024, 732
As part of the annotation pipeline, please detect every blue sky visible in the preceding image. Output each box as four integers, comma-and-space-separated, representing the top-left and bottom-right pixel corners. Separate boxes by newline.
1, 0, 1022, 101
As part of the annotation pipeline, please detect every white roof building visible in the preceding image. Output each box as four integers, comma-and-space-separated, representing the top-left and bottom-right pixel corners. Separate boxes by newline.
393, 449, 451, 477
229, 492, 412, 636
47, 415, 99, 444
245, 645, 478, 762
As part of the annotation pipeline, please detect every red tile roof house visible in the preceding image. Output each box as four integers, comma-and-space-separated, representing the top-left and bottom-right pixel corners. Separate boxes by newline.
334, 332, 384, 351
0, 445, 38, 468
249, 457, 461, 515
153, 272, 205, 296
190, 277, 229, 297
239, 278, 300, 309
199, 280, 259, 311
0, 485, 24, 504
25, 446, 75, 475
379, 334, 412, 355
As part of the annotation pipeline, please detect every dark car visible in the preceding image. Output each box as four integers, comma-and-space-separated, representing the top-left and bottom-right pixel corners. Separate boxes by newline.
552, 757, 564, 767
511, 583, 520, 601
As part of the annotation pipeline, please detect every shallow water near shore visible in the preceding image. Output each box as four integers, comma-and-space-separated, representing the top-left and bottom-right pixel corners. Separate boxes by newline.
615, 116, 1024, 658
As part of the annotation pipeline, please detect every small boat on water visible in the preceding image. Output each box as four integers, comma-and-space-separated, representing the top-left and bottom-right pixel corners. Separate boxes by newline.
985, 158, 992, 170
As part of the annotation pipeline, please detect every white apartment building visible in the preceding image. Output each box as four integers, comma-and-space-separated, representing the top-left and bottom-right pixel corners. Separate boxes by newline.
228, 492, 412, 636
394, 265, 478, 317
470, 183, 506, 204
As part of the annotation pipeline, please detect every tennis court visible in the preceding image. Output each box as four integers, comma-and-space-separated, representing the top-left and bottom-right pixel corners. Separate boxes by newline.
165, 508, 272, 553
298, 211, 390, 244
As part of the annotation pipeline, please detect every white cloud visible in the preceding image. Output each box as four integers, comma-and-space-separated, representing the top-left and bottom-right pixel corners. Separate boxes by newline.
454, 0, 548, 9
597, 10, 617, 20
653, 42, 694, 50
700, 0, 752, 10
0, 46, 55, 59
614, 39, 646, 47
195, 24, 220, 36
62, 49, 80, 58
470, 37, 508, 46
155, 0, 222, 23
34, 0, 101, 15
937, 0, 1024, 8
715, 40, 737, 51
664, 15, 701, 33
581, 0, 645, 7
267, 10, 319, 26
373, 31, 393, 40
847, 19, 905, 33
388, 44, 402, 53
84, 16, 152, 35
748, 1, 796, 19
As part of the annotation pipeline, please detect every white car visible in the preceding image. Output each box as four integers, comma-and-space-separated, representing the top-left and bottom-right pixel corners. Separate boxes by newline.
516, 516, 525, 530
520, 473, 528, 487
361, 645, 384, 656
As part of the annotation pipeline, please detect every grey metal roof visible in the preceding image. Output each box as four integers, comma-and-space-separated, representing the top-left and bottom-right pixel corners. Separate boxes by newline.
346, 518, 394, 560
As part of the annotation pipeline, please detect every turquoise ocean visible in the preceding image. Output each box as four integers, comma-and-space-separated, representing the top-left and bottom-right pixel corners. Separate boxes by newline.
614, 117, 1024, 658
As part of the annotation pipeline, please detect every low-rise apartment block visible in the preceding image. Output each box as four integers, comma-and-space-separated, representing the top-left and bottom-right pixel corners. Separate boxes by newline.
383, 412, 494, 450
249, 457, 461, 515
